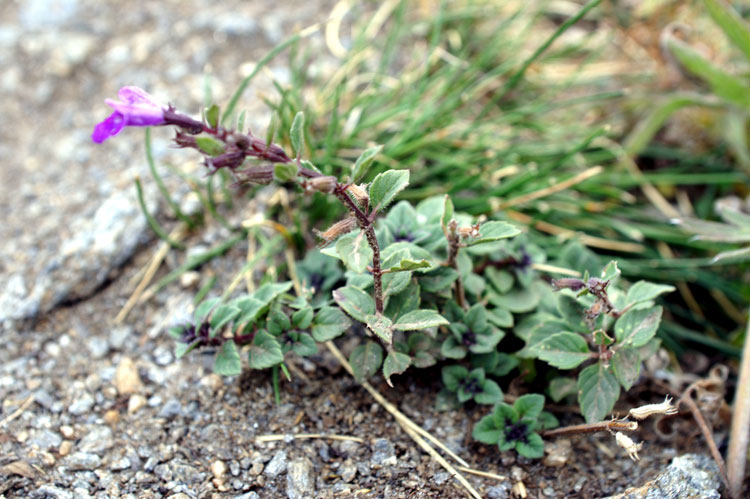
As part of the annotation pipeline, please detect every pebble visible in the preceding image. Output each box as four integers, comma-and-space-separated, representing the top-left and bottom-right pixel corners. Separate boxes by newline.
229, 460, 240, 477
371, 438, 397, 466
86, 336, 110, 359
340, 462, 357, 482
69, 393, 95, 415
200, 373, 223, 393
78, 425, 113, 453
487, 483, 511, 499
110, 457, 131, 471
59, 440, 73, 457
33, 485, 74, 499
65, 452, 102, 471
115, 357, 142, 395
543, 439, 572, 468
108, 326, 133, 350
127, 394, 147, 414
29, 429, 62, 450
264, 450, 288, 477
211, 460, 227, 480
234, 493, 260, 499
153, 346, 173, 366
158, 398, 183, 419
286, 458, 315, 499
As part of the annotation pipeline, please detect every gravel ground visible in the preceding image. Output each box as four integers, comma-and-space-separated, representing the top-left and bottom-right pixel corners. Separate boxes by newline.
0, 1, 727, 497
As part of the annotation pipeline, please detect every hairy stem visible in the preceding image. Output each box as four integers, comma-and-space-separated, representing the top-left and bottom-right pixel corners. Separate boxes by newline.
541, 420, 638, 439
446, 221, 467, 309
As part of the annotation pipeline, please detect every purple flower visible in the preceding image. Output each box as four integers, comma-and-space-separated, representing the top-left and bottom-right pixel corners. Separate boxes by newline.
92, 86, 166, 143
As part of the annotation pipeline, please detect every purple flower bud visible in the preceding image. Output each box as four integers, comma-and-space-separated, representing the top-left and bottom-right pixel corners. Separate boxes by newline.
92, 86, 166, 143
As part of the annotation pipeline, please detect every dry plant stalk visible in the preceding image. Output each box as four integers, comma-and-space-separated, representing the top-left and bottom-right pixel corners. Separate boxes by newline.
727, 311, 750, 499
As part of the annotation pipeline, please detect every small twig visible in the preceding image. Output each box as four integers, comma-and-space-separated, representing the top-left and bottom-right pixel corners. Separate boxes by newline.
541, 419, 638, 439
727, 309, 750, 499
455, 465, 507, 481
0, 396, 34, 428
678, 387, 729, 488
496, 166, 603, 209
256, 433, 365, 443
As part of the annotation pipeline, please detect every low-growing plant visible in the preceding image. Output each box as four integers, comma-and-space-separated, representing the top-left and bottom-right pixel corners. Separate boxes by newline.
93, 84, 681, 461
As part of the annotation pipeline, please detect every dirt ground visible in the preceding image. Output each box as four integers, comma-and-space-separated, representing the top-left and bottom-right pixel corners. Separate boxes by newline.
0, 0, 733, 497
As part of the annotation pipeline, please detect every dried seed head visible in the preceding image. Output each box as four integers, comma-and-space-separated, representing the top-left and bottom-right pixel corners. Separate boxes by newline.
615, 432, 643, 461
551, 278, 586, 292
458, 222, 481, 239
628, 396, 679, 420
346, 183, 369, 205
314, 217, 356, 246
304, 175, 337, 194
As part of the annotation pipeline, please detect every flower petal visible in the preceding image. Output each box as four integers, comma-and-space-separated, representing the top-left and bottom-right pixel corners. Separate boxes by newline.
118, 86, 158, 105
92, 113, 125, 143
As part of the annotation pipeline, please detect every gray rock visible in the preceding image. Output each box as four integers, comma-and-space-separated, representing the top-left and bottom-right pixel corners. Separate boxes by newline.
109, 456, 131, 471
606, 453, 721, 499
78, 425, 114, 453
233, 493, 260, 499
371, 438, 397, 466
487, 483, 511, 499
69, 393, 95, 415
108, 325, 133, 350
153, 345, 173, 366
0, 273, 39, 322
19, 0, 80, 29
264, 450, 288, 477
286, 458, 314, 499
32, 485, 74, 499
29, 429, 63, 450
66, 452, 102, 471
86, 336, 110, 359
158, 398, 183, 419
11, 189, 157, 322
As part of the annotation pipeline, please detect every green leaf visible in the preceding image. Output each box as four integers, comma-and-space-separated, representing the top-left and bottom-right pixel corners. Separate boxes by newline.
440, 336, 467, 359
615, 306, 663, 348
292, 307, 314, 329
234, 297, 265, 325
369, 170, 410, 215
533, 332, 591, 369
475, 379, 504, 405
366, 314, 394, 344
419, 267, 458, 293
214, 340, 242, 376
247, 331, 284, 369
267, 310, 291, 336
195, 136, 226, 157
442, 365, 468, 391
350, 341, 383, 381
385, 258, 431, 272
289, 332, 318, 357
290, 111, 305, 157
273, 162, 298, 182
441, 195, 454, 235
384, 283, 420, 320
703, 0, 750, 62
625, 281, 674, 306
333, 286, 375, 322
538, 411, 559, 431
600, 260, 620, 282
486, 268, 514, 294
175, 339, 200, 359
611, 347, 641, 391
548, 377, 577, 403
466, 221, 520, 246
516, 432, 544, 459
394, 309, 449, 331
578, 363, 620, 423
205, 104, 220, 128
209, 305, 241, 336
666, 37, 750, 108
382, 271, 411, 298
311, 306, 351, 341
472, 414, 501, 444
487, 308, 514, 328
336, 231, 373, 273
487, 283, 543, 313
383, 351, 411, 386
253, 282, 293, 307
513, 394, 545, 420
711, 246, 750, 264
351, 145, 383, 183
194, 297, 221, 322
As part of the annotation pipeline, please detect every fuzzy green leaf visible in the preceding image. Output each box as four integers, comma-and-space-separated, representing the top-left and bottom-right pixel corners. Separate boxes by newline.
290, 111, 305, 157
369, 170, 410, 215
351, 145, 383, 183
205, 104, 220, 129
194, 297, 221, 322
273, 162, 298, 182
615, 306, 662, 348
292, 307, 314, 329
350, 341, 383, 381
441, 195, 454, 235
475, 379, 504, 405
394, 309, 449, 331
533, 332, 591, 369
704, 0, 750, 62
466, 221, 520, 246
600, 260, 620, 282
209, 305, 241, 336
472, 414, 502, 444
195, 136, 225, 157
578, 363, 620, 423
442, 365, 468, 391
366, 314, 394, 344
420, 267, 458, 293
611, 347, 641, 391
311, 306, 351, 341
516, 432, 544, 459
214, 340, 242, 376
513, 394, 545, 420
336, 231, 373, 273
289, 332, 318, 357
383, 351, 411, 386
333, 286, 376, 322
625, 281, 675, 306
247, 331, 284, 369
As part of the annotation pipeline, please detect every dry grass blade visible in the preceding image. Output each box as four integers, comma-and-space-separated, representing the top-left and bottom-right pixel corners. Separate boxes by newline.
727, 310, 750, 499
114, 223, 188, 324
496, 166, 603, 209
0, 396, 34, 428
324, 341, 482, 499
256, 433, 365, 443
